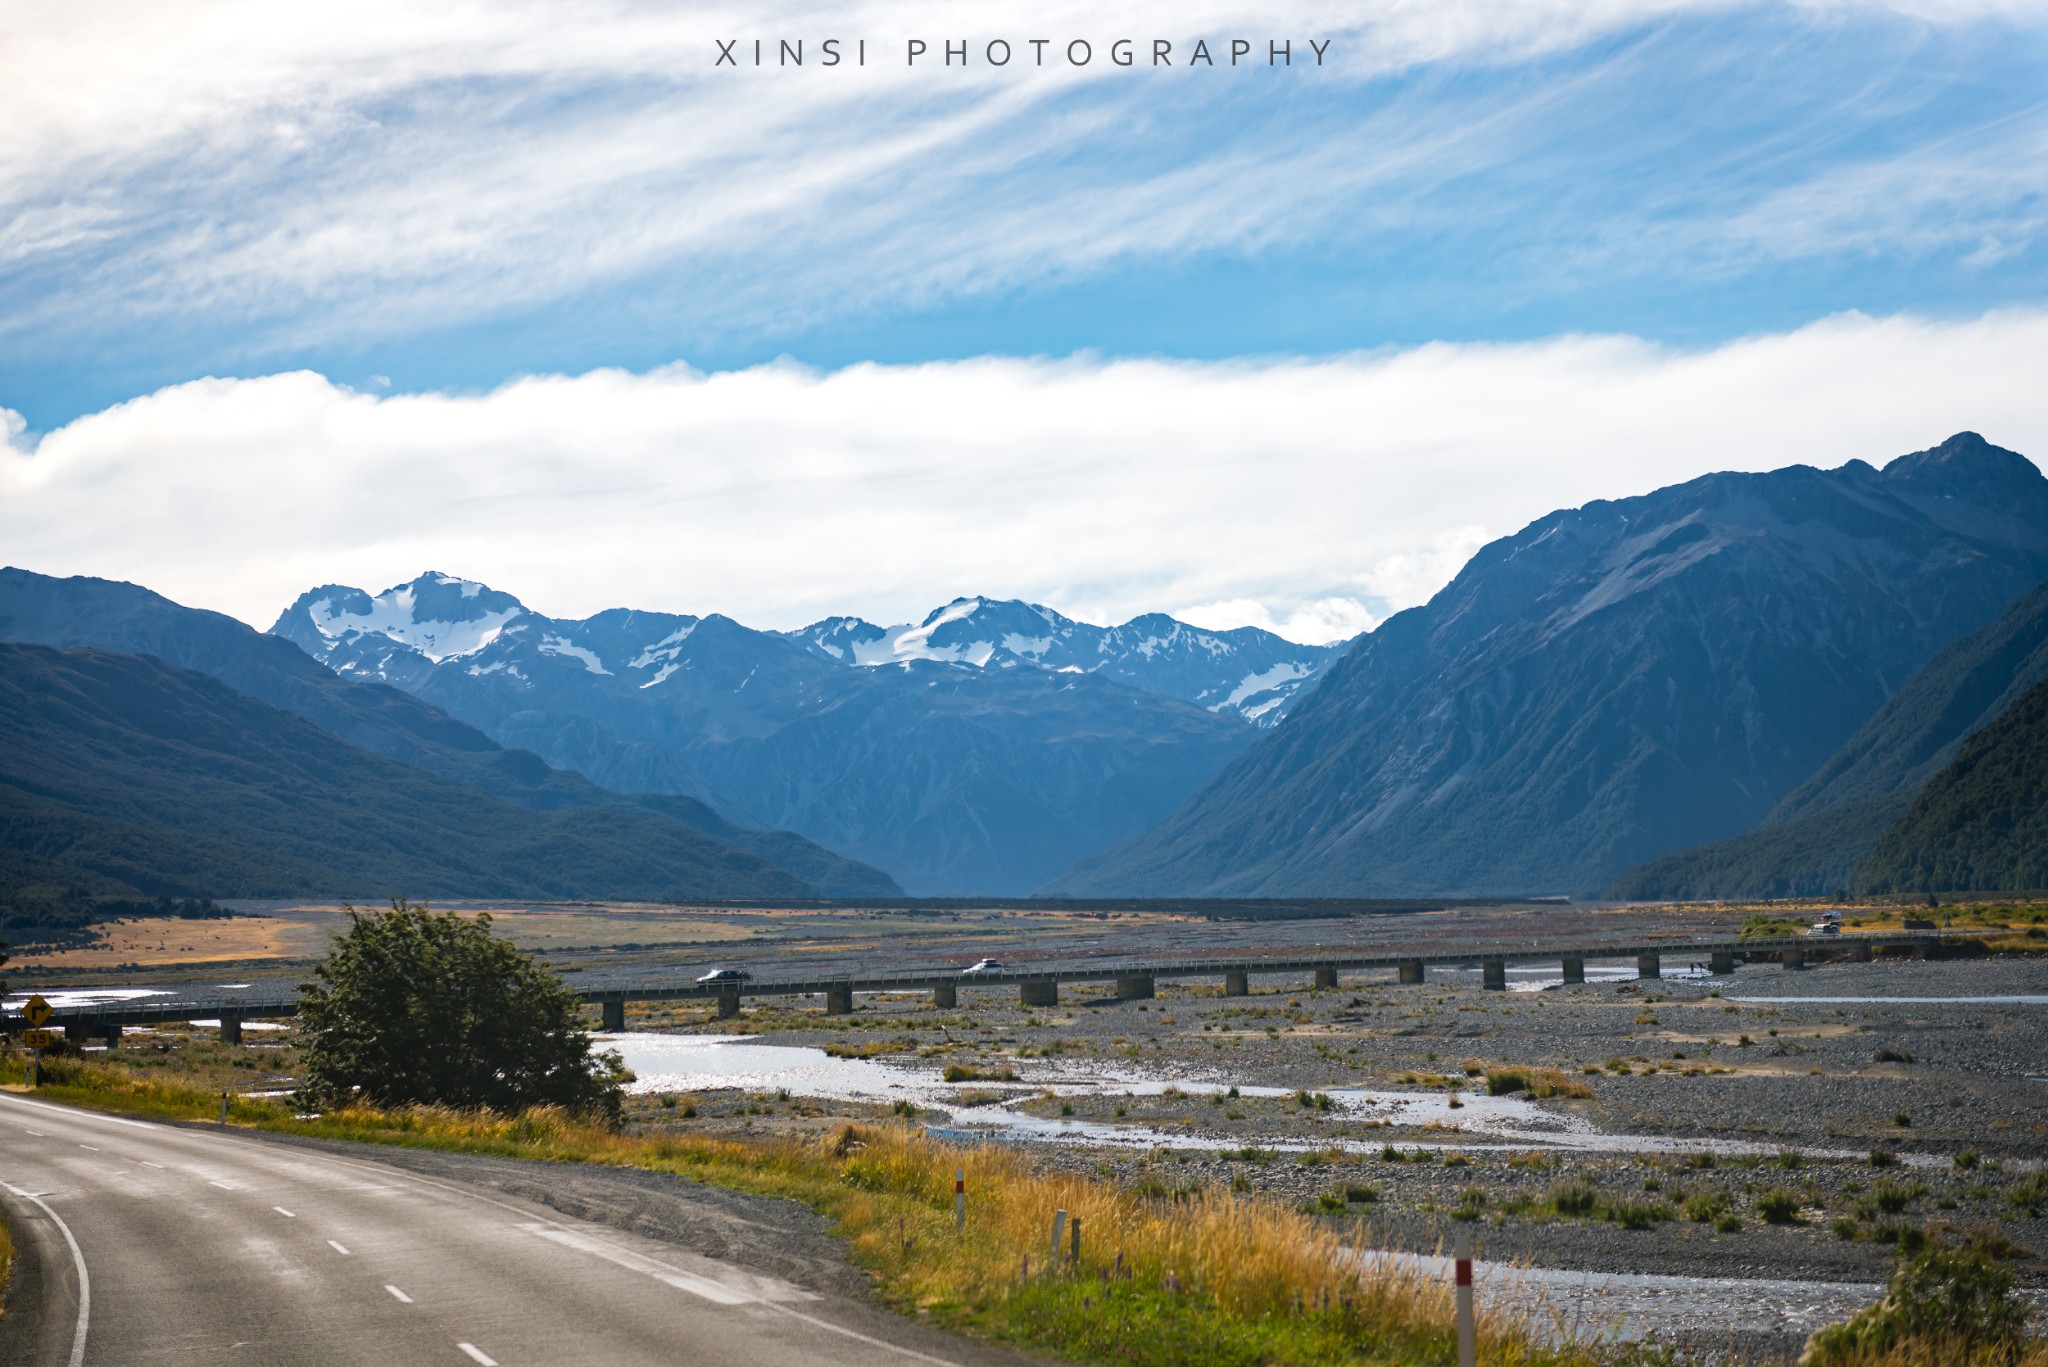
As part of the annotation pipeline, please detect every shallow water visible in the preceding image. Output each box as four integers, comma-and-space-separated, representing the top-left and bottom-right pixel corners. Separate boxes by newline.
600, 1032, 1971, 1167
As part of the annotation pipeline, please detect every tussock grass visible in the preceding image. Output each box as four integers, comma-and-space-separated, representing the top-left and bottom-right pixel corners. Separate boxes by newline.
1485, 1068, 1594, 1100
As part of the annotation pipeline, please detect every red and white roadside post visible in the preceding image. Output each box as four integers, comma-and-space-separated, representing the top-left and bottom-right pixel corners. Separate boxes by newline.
955, 1168, 966, 1230
1453, 1227, 1476, 1367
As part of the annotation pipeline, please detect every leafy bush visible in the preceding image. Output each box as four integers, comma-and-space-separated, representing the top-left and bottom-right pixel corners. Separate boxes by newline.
1684, 1191, 1732, 1223
296, 899, 622, 1121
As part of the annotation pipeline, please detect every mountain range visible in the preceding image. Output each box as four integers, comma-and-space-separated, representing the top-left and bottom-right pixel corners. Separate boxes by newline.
271, 585, 1312, 892
0, 568, 898, 899
1052, 433, 2048, 898
7, 430, 2045, 907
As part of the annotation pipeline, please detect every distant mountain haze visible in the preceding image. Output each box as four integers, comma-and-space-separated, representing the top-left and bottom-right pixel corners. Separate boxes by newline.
1608, 571, 2048, 899
273, 582, 1275, 893
0, 568, 898, 897
0, 643, 821, 902
1052, 434, 2048, 898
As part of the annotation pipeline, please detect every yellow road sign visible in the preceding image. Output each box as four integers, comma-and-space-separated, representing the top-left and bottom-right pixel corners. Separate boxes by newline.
22, 994, 53, 1027
23, 1028, 56, 1049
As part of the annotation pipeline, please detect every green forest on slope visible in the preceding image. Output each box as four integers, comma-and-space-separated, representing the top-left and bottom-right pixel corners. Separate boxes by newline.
1852, 674, 2048, 894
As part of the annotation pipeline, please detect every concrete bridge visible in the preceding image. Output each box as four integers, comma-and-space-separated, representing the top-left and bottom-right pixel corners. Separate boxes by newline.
3, 930, 1945, 1044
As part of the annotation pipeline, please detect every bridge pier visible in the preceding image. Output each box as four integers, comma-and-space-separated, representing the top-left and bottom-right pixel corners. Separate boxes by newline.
1020, 981, 1059, 1008
1224, 970, 1249, 997
219, 1011, 243, 1046
1115, 975, 1155, 1000
1398, 959, 1425, 985
1847, 941, 1872, 964
932, 983, 957, 1009
1313, 968, 1338, 990
100, 1023, 122, 1049
601, 999, 625, 1032
1710, 950, 1736, 975
1561, 957, 1585, 985
1917, 940, 1938, 960
716, 992, 741, 1019
825, 985, 854, 1015
1636, 953, 1660, 981
1481, 959, 1507, 991
1781, 946, 1805, 970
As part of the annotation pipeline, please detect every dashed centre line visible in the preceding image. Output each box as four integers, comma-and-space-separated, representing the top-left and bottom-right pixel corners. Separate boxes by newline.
385, 1285, 414, 1304
208, 1180, 234, 1190
78, 1144, 100, 1151
273, 1206, 296, 1218
457, 1344, 499, 1366
140, 1161, 165, 1169
328, 1240, 352, 1256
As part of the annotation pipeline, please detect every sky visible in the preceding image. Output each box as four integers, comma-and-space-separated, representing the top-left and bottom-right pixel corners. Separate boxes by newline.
4, 1, 2046, 640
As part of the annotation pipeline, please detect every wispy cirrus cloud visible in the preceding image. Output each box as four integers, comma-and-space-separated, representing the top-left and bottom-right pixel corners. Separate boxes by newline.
2, 0, 2044, 412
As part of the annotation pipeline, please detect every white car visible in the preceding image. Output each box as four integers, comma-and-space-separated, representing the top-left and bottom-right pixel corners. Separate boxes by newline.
696, 966, 752, 983
961, 958, 1006, 976
1809, 922, 1841, 936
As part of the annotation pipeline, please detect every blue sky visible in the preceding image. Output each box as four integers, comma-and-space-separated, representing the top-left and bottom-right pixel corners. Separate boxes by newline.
3, 2, 2046, 635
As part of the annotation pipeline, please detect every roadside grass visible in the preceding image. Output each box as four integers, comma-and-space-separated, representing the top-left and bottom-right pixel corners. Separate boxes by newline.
0, 1207, 11, 1315
26, 1058, 2048, 1367
30, 1057, 1587, 1367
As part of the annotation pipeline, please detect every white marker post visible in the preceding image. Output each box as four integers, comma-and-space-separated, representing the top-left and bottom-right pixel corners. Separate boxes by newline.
955, 1168, 966, 1230
1453, 1227, 1476, 1367
1050, 1209, 1068, 1266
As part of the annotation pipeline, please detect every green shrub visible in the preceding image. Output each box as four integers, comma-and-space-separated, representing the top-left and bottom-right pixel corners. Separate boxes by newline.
1802, 1240, 2026, 1367
1683, 1191, 1731, 1222
1757, 1189, 1802, 1224
1548, 1178, 1600, 1217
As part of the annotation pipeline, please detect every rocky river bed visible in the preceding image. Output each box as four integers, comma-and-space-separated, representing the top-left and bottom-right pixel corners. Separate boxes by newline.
605, 951, 2047, 1355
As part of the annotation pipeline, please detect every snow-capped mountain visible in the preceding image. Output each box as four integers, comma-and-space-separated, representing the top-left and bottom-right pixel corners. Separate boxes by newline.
271, 574, 1259, 894
782, 597, 1347, 725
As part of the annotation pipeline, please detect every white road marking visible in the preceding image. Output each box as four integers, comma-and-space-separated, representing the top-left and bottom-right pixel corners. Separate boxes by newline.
516, 1223, 754, 1304
24, 1129, 45, 1136
140, 1161, 165, 1169
328, 1240, 352, 1255
274, 1206, 296, 1217
457, 1345, 499, 1365
208, 1180, 235, 1190
386, 1285, 414, 1303
1, 1179, 91, 1367
77, 1144, 99, 1151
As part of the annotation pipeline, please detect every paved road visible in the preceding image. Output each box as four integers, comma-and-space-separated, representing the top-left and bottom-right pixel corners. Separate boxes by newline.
0, 1092, 1016, 1366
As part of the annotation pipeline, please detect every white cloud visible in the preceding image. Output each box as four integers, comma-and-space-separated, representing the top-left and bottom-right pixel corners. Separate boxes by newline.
4, 309, 2045, 641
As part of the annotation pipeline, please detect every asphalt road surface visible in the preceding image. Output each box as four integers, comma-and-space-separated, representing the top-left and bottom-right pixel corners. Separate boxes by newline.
0, 1092, 1025, 1366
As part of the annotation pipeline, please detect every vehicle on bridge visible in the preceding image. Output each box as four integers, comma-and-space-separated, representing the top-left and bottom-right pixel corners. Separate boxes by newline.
961, 958, 1005, 976
695, 966, 752, 984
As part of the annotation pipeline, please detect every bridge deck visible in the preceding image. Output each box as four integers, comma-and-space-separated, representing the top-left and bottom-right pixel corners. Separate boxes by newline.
2, 931, 1941, 1030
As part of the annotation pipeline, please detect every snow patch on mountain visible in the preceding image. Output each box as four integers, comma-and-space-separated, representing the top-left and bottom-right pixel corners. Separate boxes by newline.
640, 661, 679, 688
538, 634, 612, 675
629, 624, 698, 670
305, 586, 521, 663
1222, 661, 1314, 710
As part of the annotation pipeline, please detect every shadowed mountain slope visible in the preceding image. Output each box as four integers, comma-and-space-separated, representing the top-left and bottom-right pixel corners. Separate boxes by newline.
1608, 573, 2048, 899
1852, 673, 2048, 894
1051, 434, 2048, 898
0, 643, 818, 901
